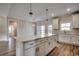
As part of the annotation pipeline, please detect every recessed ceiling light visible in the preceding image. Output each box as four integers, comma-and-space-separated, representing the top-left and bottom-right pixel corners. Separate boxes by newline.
67, 8, 71, 12
52, 13, 54, 17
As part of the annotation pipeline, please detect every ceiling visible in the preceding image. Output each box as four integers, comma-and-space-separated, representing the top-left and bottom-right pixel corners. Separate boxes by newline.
0, 3, 79, 22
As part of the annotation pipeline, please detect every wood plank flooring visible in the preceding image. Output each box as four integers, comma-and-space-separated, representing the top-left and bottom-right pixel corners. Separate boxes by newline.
48, 43, 79, 56
0, 50, 16, 56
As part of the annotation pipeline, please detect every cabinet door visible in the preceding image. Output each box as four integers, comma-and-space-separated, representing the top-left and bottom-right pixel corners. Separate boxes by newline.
24, 47, 36, 56
71, 36, 76, 44
72, 14, 79, 28
64, 35, 70, 43
59, 35, 64, 42
49, 39, 53, 51
24, 41, 35, 49
45, 42, 49, 55
53, 36, 57, 48
75, 36, 79, 45
36, 44, 45, 56
52, 19, 59, 29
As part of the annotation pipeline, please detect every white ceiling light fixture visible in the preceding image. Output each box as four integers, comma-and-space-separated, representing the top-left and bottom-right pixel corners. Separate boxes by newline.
67, 8, 71, 12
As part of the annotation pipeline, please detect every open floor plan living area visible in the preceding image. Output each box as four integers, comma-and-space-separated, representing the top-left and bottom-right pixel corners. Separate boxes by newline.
0, 3, 79, 56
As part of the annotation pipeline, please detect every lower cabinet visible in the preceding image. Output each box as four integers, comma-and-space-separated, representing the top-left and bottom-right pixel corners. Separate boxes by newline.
76, 36, 79, 44
36, 43, 45, 56
24, 43, 45, 56
59, 35, 64, 42
59, 34, 79, 45
45, 41, 50, 55
59, 35, 71, 44
49, 39, 53, 52
71, 35, 79, 45
24, 47, 36, 56
23, 36, 57, 56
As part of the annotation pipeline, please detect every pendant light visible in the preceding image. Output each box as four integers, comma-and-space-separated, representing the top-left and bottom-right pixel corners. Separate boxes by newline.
46, 9, 48, 21
29, 3, 33, 15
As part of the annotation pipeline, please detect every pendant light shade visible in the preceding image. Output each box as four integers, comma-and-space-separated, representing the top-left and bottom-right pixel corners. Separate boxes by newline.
29, 3, 33, 15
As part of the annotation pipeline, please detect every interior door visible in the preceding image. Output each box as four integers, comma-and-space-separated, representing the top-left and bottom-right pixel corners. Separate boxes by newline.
8, 20, 17, 50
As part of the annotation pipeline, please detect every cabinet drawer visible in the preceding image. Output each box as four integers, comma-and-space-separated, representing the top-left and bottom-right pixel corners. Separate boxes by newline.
24, 41, 35, 49
24, 47, 36, 56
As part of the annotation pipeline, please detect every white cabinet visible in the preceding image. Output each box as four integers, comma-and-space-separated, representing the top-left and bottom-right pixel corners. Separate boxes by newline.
72, 14, 79, 28
64, 35, 70, 43
52, 18, 59, 29
72, 35, 79, 45
44, 38, 49, 55
45, 37, 53, 54
20, 35, 57, 56
59, 35, 65, 42
59, 34, 79, 45
45, 41, 49, 55
24, 41, 35, 49
59, 35, 70, 43
24, 47, 36, 56
70, 35, 76, 44
76, 36, 79, 44
53, 36, 57, 48
36, 43, 45, 56
49, 38, 54, 51
45, 36, 57, 55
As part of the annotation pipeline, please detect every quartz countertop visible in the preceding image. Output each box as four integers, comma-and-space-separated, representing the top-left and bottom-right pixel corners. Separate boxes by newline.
14, 34, 56, 42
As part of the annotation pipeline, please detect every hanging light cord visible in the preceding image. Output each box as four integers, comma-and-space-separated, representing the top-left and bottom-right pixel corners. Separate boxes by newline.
30, 3, 32, 12
46, 9, 48, 21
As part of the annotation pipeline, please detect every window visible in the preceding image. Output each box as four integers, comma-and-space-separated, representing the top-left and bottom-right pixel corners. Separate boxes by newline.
48, 25, 52, 35
41, 25, 45, 36
60, 23, 71, 31
37, 25, 45, 37
9, 25, 14, 34
37, 26, 41, 35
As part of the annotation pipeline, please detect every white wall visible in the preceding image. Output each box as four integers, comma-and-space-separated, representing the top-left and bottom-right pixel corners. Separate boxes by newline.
0, 16, 9, 52
0, 16, 8, 41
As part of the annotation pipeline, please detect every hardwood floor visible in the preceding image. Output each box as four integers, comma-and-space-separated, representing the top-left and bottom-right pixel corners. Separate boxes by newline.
48, 43, 79, 56
0, 50, 16, 56
1, 43, 79, 56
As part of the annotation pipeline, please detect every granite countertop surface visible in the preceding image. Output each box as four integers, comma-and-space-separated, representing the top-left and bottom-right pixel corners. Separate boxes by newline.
14, 34, 56, 42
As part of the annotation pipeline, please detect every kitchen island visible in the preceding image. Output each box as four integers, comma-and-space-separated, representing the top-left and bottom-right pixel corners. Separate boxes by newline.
15, 34, 58, 56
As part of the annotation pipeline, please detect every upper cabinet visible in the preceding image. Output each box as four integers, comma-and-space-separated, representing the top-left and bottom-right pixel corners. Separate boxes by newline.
72, 14, 79, 28
52, 18, 59, 29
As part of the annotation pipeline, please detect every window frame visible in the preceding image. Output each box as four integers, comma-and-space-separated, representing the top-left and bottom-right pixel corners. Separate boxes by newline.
48, 25, 52, 35
60, 23, 71, 31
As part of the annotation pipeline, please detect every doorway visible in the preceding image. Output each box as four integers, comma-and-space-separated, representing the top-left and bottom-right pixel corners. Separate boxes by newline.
8, 20, 17, 56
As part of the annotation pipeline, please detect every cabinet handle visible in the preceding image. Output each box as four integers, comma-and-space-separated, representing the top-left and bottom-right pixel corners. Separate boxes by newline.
36, 48, 39, 52
30, 43, 34, 45
49, 42, 50, 45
